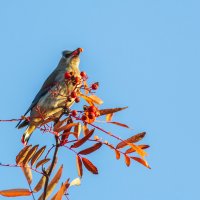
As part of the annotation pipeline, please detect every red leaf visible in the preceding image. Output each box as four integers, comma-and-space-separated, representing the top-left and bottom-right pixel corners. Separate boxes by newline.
76, 155, 83, 177
31, 146, 46, 166
131, 157, 151, 169
116, 132, 146, 149
78, 143, 102, 155
108, 121, 130, 128
82, 157, 98, 174
99, 107, 128, 116
36, 158, 50, 169
124, 155, 131, 167
71, 128, 95, 148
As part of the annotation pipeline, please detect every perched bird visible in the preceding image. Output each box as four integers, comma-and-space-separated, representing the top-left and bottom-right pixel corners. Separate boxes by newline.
16, 48, 83, 145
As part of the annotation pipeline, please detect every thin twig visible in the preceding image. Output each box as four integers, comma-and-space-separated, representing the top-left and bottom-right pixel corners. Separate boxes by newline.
43, 136, 59, 200
0, 163, 44, 175
44, 144, 55, 159
28, 184, 36, 200
0, 118, 21, 122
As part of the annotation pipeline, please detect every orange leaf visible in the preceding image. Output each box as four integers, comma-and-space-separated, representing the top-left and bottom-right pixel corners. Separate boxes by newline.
23, 145, 39, 165
71, 128, 95, 148
0, 189, 31, 197
33, 175, 46, 193
83, 80, 89, 95
21, 164, 32, 184
126, 144, 150, 154
131, 157, 151, 169
99, 107, 128, 116
82, 124, 89, 136
82, 157, 98, 174
51, 179, 70, 200
36, 158, 50, 169
124, 155, 131, 167
38, 165, 63, 200
56, 123, 77, 133
106, 113, 113, 122
115, 150, 121, 160
16, 145, 32, 164
31, 146, 46, 166
76, 155, 83, 177
80, 93, 103, 105
116, 132, 146, 149
74, 122, 82, 139
108, 121, 130, 128
79, 93, 94, 105
78, 143, 102, 155
128, 143, 148, 158
89, 95, 103, 105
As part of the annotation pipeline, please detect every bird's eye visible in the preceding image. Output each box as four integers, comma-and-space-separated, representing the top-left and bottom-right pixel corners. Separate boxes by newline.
65, 52, 69, 56
62, 50, 73, 58
63, 53, 69, 58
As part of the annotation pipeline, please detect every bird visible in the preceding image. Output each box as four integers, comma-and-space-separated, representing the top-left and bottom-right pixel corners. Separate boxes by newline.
16, 48, 83, 145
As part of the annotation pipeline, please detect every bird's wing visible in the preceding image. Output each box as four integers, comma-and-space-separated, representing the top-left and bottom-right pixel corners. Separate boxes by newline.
16, 69, 60, 127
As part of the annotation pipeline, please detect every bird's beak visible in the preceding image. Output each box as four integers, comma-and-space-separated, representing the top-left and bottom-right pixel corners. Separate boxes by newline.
71, 48, 83, 56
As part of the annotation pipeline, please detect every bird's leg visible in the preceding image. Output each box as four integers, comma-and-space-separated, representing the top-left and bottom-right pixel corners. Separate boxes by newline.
63, 106, 71, 116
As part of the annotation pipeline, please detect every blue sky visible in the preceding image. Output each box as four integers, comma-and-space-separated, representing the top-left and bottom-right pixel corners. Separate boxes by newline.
0, 0, 200, 199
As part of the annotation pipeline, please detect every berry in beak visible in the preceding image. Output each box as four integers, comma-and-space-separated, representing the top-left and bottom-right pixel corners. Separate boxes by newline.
71, 48, 83, 56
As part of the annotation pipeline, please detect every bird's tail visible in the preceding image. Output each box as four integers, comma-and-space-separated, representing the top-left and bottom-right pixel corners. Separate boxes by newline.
21, 125, 36, 145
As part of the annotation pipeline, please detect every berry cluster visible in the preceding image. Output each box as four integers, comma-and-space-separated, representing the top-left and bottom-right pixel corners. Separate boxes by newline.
70, 105, 99, 123
82, 105, 100, 123
64, 71, 88, 103
64, 71, 83, 85
65, 70, 100, 123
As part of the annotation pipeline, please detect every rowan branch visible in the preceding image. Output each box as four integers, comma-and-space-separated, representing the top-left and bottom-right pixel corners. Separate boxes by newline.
42, 135, 59, 200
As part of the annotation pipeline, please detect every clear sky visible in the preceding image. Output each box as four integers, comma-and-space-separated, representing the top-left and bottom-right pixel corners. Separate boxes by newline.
0, 0, 200, 199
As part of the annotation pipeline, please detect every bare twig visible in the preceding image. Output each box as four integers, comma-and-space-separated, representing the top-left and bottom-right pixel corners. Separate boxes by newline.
43, 136, 59, 200
0, 163, 44, 175
0, 118, 21, 122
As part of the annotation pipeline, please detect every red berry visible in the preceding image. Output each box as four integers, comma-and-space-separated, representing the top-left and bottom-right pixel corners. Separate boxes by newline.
91, 83, 99, 90
81, 115, 87, 121
75, 76, 80, 84
71, 110, 77, 117
75, 97, 80, 103
88, 106, 96, 113
64, 72, 71, 80
88, 112, 96, 120
80, 71, 87, 79
71, 91, 77, 98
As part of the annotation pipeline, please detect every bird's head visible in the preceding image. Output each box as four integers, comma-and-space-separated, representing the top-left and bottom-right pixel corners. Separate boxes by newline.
62, 48, 83, 68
